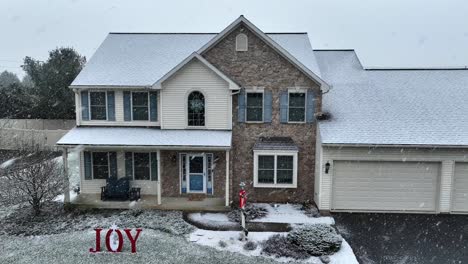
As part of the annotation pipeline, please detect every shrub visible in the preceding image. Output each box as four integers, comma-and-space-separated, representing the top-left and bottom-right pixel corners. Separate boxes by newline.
262, 234, 309, 259
218, 240, 227, 248
287, 224, 342, 256
243, 241, 257, 251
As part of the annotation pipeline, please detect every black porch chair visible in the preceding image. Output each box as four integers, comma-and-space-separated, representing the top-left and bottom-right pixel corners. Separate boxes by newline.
101, 177, 131, 201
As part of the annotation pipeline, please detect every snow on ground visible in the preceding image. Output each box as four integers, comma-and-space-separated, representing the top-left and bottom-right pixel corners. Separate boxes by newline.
53, 191, 78, 203
251, 203, 334, 225
0, 157, 17, 168
189, 229, 358, 264
0, 230, 280, 264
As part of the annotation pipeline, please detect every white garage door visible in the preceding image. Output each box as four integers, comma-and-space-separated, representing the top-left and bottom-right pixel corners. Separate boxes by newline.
453, 163, 468, 212
332, 161, 439, 212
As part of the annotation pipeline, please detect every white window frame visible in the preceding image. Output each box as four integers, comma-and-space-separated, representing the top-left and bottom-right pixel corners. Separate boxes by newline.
130, 91, 151, 121
287, 88, 307, 123
91, 151, 111, 180
131, 152, 152, 181
253, 150, 298, 188
245, 88, 264, 123
236, 33, 248, 51
88, 91, 108, 121
186, 90, 206, 128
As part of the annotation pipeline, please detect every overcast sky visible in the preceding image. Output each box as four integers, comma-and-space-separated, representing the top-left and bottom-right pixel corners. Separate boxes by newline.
1, 0, 467, 77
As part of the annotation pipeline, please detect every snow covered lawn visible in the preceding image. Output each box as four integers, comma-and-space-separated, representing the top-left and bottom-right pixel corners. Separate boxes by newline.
189, 229, 358, 264
251, 203, 334, 225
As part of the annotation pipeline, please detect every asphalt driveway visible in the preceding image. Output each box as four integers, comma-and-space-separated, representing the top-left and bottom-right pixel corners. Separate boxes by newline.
333, 213, 468, 264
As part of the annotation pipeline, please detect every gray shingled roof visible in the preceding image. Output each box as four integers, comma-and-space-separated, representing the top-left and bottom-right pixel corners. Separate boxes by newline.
253, 137, 299, 151
315, 50, 468, 146
71, 33, 321, 87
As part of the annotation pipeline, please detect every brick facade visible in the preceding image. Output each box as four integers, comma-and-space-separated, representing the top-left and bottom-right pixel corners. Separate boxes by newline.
203, 24, 322, 204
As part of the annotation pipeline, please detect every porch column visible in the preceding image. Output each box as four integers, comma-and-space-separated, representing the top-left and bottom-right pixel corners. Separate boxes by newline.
62, 147, 70, 204
157, 151, 162, 205
225, 150, 230, 207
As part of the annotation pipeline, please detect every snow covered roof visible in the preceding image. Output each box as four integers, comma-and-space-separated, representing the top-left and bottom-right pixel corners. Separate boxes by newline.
70, 32, 322, 87
315, 50, 468, 146
57, 127, 232, 149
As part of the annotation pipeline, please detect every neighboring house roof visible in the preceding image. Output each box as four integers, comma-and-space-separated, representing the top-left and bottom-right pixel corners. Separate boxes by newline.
70, 17, 323, 88
253, 137, 299, 151
315, 50, 468, 146
57, 127, 232, 149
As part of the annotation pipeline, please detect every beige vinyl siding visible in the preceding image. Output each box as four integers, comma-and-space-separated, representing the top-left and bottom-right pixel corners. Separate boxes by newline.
79, 150, 158, 195
332, 161, 439, 212
77, 90, 160, 127
317, 145, 468, 213
161, 59, 231, 130
452, 163, 468, 212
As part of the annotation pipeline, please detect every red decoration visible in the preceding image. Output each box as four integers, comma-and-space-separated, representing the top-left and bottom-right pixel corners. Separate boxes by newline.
239, 189, 247, 209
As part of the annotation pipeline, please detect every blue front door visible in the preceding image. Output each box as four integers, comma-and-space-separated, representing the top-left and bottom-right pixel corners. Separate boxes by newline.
188, 155, 205, 193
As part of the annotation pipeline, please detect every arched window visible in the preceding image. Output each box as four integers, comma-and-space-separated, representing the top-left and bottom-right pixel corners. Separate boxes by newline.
188, 91, 205, 126
236, 33, 248, 51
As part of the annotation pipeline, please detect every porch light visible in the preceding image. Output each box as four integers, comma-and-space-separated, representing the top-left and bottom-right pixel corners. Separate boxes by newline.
325, 162, 330, 174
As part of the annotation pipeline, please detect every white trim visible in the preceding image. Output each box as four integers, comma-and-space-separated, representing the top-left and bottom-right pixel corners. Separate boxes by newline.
157, 150, 161, 204
253, 150, 298, 188
152, 53, 240, 90
245, 89, 264, 123
225, 150, 230, 206
89, 91, 108, 121
287, 90, 306, 123
196, 16, 329, 91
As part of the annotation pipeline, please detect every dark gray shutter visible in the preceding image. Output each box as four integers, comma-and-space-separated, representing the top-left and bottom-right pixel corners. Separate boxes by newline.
84, 151, 92, 180
150, 152, 158, 181
123, 91, 131, 121
125, 152, 133, 178
107, 91, 115, 121
306, 89, 316, 123
81, 91, 89, 121
263, 90, 272, 123
280, 91, 288, 123
237, 89, 246, 123
109, 152, 117, 178
150, 91, 158, 122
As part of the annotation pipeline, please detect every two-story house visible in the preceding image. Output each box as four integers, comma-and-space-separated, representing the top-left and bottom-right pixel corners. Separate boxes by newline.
57, 16, 328, 209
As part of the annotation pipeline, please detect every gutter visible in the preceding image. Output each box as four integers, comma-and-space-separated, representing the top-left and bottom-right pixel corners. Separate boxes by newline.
322, 143, 468, 149
55, 144, 231, 151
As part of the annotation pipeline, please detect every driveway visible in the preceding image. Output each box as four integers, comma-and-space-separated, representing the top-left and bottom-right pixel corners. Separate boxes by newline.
333, 213, 468, 264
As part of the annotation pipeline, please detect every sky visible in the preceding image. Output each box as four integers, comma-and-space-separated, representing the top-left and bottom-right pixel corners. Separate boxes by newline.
1, 0, 468, 78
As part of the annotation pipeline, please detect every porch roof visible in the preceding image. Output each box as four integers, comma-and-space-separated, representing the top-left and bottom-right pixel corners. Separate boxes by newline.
57, 127, 232, 149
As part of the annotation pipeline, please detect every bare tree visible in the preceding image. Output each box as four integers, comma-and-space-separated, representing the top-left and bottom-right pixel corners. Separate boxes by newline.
1, 152, 63, 215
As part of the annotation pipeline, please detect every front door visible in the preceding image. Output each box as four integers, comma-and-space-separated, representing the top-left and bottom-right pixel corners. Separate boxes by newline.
188, 155, 205, 193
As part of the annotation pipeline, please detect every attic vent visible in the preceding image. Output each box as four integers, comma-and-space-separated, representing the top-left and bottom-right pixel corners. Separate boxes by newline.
236, 33, 248, 51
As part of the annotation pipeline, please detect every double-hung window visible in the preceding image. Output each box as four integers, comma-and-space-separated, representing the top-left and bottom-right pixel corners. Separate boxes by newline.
92, 152, 109, 179
133, 152, 151, 180
132, 92, 149, 121
288, 92, 306, 122
89, 92, 107, 120
246, 92, 263, 122
254, 151, 297, 188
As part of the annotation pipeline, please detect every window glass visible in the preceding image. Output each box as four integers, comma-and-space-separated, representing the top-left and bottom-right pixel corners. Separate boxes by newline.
246, 92, 263, 122
90, 92, 107, 120
276, 156, 293, 183
289, 93, 306, 122
133, 153, 150, 180
132, 92, 149, 121
92, 152, 109, 179
188, 91, 205, 126
258, 155, 274, 183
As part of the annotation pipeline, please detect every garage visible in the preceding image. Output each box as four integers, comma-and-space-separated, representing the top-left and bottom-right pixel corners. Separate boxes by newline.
452, 163, 468, 212
332, 161, 440, 212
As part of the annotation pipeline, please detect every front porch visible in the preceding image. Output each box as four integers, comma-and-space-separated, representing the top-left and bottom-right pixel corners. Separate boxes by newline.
71, 193, 229, 211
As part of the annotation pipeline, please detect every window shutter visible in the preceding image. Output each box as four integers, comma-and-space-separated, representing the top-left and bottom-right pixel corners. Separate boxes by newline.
123, 91, 131, 121
125, 152, 133, 178
81, 91, 89, 121
306, 89, 316, 123
263, 90, 272, 123
150, 152, 158, 181
83, 151, 92, 180
280, 91, 288, 123
150, 91, 158, 122
107, 92, 115, 121
109, 152, 117, 178
238, 89, 246, 123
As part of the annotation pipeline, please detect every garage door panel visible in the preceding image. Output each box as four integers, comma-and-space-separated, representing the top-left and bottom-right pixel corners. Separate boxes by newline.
332, 161, 439, 212
453, 163, 468, 212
